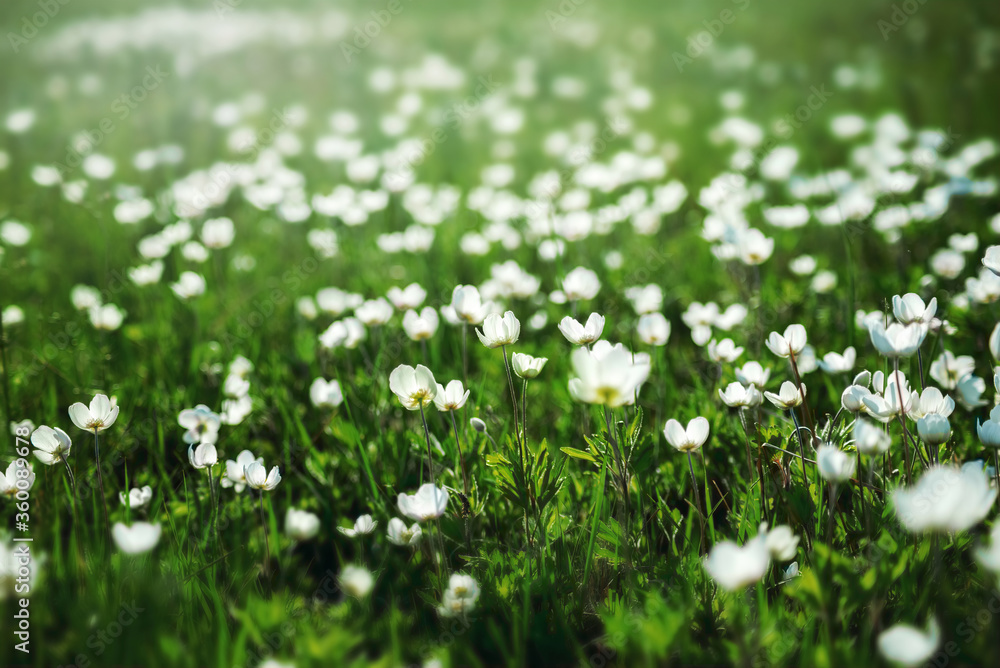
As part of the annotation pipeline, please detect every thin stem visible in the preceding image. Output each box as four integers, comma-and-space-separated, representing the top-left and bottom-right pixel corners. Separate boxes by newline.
916, 349, 926, 391
419, 402, 436, 486
789, 410, 809, 484
892, 359, 913, 483
259, 492, 271, 575
521, 378, 528, 448
449, 411, 469, 495
826, 483, 837, 545
993, 449, 1000, 493
687, 452, 704, 553
94, 429, 110, 543
462, 324, 469, 389
500, 345, 521, 449
788, 354, 815, 442
207, 467, 218, 551
738, 409, 755, 510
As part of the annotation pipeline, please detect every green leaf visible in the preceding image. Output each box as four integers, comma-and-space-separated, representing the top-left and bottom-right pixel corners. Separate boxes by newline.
560, 446, 597, 462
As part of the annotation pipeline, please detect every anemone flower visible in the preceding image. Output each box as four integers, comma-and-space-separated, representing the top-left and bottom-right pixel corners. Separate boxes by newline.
703, 535, 770, 591
892, 463, 996, 533
112, 522, 162, 555
877, 619, 940, 667
68, 393, 118, 541
285, 508, 320, 542
558, 313, 605, 346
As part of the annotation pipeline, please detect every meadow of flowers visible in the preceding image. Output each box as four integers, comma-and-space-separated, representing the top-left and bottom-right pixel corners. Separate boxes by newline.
2, 0, 1000, 666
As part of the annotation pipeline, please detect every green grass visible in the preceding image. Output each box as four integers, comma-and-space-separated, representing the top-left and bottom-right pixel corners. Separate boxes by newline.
1, 0, 1000, 666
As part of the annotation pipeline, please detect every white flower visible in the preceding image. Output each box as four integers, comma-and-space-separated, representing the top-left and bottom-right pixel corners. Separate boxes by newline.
862, 371, 917, 423
402, 307, 439, 341
178, 404, 221, 445
892, 293, 937, 325
853, 419, 890, 456
983, 245, 1000, 277
636, 313, 671, 346
387, 283, 427, 310
244, 462, 281, 491
449, 285, 490, 325
707, 338, 743, 363
437, 573, 480, 617
119, 486, 153, 509
892, 463, 996, 533
339, 565, 374, 598
30, 426, 72, 465
433, 380, 470, 411
868, 321, 927, 358
907, 386, 955, 419
718, 382, 762, 408
625, 285, 663, 314
557, 313, 605, 345
386, 517, 422, 546
764, 381, 805, 410
916, 414, 951, 446
201, 217, 235, 249
68, 393, 119, 432
397, 483, 449, 522
956, 373, 988, 410
816, 445, 856, 482
389, 364, 437, 410
188, 442, 218, 469
762, 524, 799, 561
877, 619, 940, 667
310, 378, 344, 409
338, 514, 377, 538
975, 522, 1000, 574
663, 417, 710, 453
511, 353, 547, 379
112, 522, 162, 554
476, 311, 520, 348
977, 405, 1000, 447
562, 266, 600, 301
222, 374, 249, 399
0, 461, 33, 497
703, 535, 770, 591
929, 351, 976, 390
735, 361, 770, 388
817, 347, 856, 374
70, 285, 102, 311
286, 508, 320, 541
765, 324, 807, 359
170, 271, 206, 299
356, 297, 393, 326
568, 345, 650, 408
222, 450, 262, 492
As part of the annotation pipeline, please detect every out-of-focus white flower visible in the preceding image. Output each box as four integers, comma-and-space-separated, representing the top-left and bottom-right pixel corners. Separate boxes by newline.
437, 573, 480, 617
386, 517, 422, 546
816, 444, 856, 482
877, 619, 940, 667
310, 378, 344, 409
286, 508, 320, 541
338, 565, 374, 598
703, 535, 770, 591
892, 463, 996, 533
338, 514, 377, 538
397, 483, 449, 522
112, 522, 161, 554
